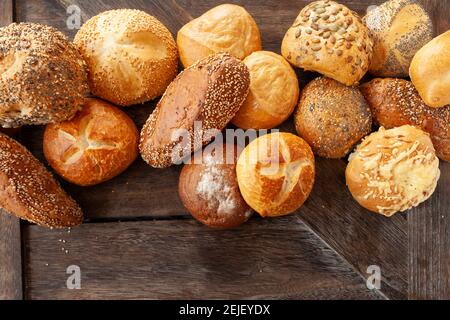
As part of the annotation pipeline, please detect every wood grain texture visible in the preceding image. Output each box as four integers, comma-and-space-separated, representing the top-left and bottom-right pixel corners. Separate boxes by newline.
23, 216, 382, 299
0, 0, 23, 301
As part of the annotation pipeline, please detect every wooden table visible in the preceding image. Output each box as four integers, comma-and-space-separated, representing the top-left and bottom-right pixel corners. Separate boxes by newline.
0, 0, 449, 300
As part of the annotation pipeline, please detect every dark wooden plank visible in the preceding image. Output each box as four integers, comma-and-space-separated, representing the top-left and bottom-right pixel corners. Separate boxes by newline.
0, 0, 23, 301
23, 215, 383, 299
408, 162, 450, 299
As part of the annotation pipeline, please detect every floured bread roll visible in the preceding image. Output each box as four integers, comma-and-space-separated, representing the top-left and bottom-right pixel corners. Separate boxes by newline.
177, 4, 262, 67
74, 9, 178, 106
236, 132, 315, 217
346, 125, 440, 216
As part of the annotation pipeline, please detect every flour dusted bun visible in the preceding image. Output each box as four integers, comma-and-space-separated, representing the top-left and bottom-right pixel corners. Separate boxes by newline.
281, 0, 373, 86
0, 23, 88, 128
236, 132, 315, 217
0, 133, 83, 227
360, 78, 449, 162
179, 143, 252, 229
295, 77, 372, 158
232, 51, 299, 129
363, 0, 433, 77
346, 125, 440, 216
409, 31, 450, 108
43, 98, 139, 186
177, 4, 261, 67
74, 9, 178, 106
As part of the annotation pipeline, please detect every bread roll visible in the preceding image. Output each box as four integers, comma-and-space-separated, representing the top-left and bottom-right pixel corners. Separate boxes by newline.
281, 0, 373, 86
177, 4, 261, 67
74, 9, 178, 106
0, 23, 88, 128
409, 31, 450, 108
236, 132, 315, 217
295, 77, 372, 158
43, 98, 139, 186
140, 53, 249, 168
363, 0, 433, 77
179, 143, 252, 229
0, 133, 83, 227
232, 51, 299, 129
346, 125, 440, 216
360, 78, 449, 162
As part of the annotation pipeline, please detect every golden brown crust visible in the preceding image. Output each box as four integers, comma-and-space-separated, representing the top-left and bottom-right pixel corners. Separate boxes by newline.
346, 125, 440, 216
295, 77, 372, 158
139, 53, 250, 168
74, 9, 178, 106
236, 132, 315, 217
43, 98, 139, 186
360, 78, 450, 162
281, 0, 373, 86
232, 51, 299, 129
409, 31, 450, 108
0, 23, 88, 128
178, 143, 252, 229
363, 0, 433, 77
0, 133, 83, 227
177, 4, 261, 67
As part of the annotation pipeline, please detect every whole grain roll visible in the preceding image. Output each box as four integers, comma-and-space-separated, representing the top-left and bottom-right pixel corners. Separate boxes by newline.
360, 78, 449, 162
140, 53, 250, 168
0, 133, 83, 228
74, 9, 178, 106
295, 77, 372, 158
281, 0, 373, 86
409, 31, 450, 108
0, 23, 88, 128
363, 0, 433, 77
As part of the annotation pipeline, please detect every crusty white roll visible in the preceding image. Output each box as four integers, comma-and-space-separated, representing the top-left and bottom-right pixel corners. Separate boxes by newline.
281, 0, 373, 86
177, 4, 262, 68
74, 9, 178, 106
0, 133, 83, 228
236, 132, 315, 217
363, 0, 433, 77
0, 23, 88, 128
179, 143, 252, 229
409, 31, 450, 108
232, 51, 299, 129
43, 98, 139, 186
346, 125, 440, 217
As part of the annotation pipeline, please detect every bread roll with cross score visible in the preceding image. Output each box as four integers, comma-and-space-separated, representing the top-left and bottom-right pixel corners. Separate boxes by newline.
43, 98, 139, 186
236, 132, 315, 217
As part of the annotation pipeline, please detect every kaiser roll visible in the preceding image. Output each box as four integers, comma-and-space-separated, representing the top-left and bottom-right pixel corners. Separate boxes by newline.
236, 132, 315, 217
346, 125, 440, 217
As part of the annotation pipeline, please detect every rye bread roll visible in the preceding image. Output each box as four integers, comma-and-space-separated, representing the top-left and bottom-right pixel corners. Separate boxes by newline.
0, 133, 83, 227
139, 53, 250, 168
360, 78, 449, 162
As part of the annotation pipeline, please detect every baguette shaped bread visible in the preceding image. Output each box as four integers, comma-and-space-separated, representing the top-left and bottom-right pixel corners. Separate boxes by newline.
140, 53, 250, 168
0, 133, 83, 227
360, 78, 449, 162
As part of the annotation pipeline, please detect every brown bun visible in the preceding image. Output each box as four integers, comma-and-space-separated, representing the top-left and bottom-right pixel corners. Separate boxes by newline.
346, 125, 440, 217
74, 9, 178, 106
409, 31, 450, 108
232, 51, 299, 129
179, 143, 252, 229
281, 0, 373, 86
43, 98, 139, 186
295, 77, 372, 158
363, 0, 433, 77
177, 4, 261, 68
360, 78, 450, 162
0, 23, 88, 128
236, 132, 315, 217
139, 53, 250, 168
0, 133, 83, 227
